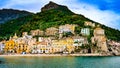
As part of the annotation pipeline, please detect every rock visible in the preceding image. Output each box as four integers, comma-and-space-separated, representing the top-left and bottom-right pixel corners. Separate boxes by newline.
41, 1, 59, 12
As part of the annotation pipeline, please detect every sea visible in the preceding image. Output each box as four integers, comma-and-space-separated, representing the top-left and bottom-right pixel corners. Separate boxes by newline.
0, 56, 120, 68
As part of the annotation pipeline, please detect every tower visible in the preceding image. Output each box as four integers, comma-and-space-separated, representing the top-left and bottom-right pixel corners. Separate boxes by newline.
92, 25, 108, 52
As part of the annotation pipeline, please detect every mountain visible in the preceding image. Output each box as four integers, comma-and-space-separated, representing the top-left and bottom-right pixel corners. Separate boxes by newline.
0, 1, 120, 41
0, 9, 33, 23
41, 1, 73, 14
41, 1, 59, 12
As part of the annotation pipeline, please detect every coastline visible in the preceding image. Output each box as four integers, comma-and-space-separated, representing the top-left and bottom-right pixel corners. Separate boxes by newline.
0, 53, 109, 57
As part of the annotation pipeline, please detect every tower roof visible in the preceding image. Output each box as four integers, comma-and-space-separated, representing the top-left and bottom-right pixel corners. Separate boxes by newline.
13, 33, 18, 39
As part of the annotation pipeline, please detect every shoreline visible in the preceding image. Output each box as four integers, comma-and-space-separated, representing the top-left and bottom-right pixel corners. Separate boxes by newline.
0, 53, 112, 57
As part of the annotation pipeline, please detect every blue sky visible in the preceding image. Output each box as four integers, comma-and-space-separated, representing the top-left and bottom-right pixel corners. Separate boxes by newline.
0, 0, 120, 30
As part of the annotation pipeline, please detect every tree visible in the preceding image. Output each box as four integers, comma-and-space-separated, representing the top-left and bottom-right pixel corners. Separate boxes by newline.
63, 32, 74, 37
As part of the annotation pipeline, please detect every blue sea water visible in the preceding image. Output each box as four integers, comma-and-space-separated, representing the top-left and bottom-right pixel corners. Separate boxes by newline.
0, 56, 120, 68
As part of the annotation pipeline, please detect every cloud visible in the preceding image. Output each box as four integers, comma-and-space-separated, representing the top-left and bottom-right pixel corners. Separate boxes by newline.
0, 0, 78, 12
68, 2, 120, 30
0, 0, 120, 30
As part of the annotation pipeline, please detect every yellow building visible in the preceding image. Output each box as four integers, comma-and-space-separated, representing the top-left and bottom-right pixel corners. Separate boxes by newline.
4, 39, 17, 53
52, 40, 67, 53
15, 38, 34, 54
66, 38, 74, 53
16, 43, 30, 54
52, 38, 74, 53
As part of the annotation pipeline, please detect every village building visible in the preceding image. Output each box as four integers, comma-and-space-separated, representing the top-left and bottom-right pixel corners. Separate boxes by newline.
36, 41, 51, 53
0, 41, 5, 53
22, 32, 28, 37
4, 32, 37, 54
73, 36, 88, 47
81, 28, 90, 36
59, 24, 76, 39
52, 40, 67, 53
65, 38, 74, 53
4, 38, 16, 53
31, 37, 52, 54
59, 24, 76, 34
52, 38, 74, 53
91, 25, 108, 52
84, 21, 95, 27
45, 27, 58, 36
16, 43, 30, 54
4, 33, 19, 54
30, 29, 44, 36
12, 33, 18, 40
16, 32, 36, 54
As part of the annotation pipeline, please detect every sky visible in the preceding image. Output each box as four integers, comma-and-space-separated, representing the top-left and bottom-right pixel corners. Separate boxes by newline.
0, 0, 120, 30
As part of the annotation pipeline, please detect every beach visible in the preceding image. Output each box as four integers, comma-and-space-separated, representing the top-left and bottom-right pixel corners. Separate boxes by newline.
0, 53, 104, 57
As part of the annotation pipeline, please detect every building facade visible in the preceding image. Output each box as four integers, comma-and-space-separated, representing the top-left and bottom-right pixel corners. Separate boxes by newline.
45, 27, 58, 36
73, 36, 88, 47
91, 26, 108, 52
30, 29, 44, 36
84, 21, 95, 27
4, 39, 16, 53
59, 24, 76, 34
0, 42, 5, 53
81, 28, 90, 36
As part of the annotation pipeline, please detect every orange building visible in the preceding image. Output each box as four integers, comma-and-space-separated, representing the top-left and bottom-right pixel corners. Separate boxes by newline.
4, 39, 17, 53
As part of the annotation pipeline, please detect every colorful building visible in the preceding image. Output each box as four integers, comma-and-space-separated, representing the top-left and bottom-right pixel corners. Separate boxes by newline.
4, 39, 17, 53
52, 38, 74, 53
37, 41, 51, 53
31, 37, 52, 54
16, 43, 30, 54
52, 40, 67, 53
5, 32, 36, 54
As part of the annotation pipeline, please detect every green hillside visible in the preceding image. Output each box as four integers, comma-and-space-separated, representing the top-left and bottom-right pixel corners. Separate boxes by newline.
0, 1, 120, 41
0, 9, 33, 23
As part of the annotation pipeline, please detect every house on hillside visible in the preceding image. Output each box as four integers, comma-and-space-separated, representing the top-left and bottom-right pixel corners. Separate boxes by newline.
84, 21, 95, 27
30, 29, 44, 36
45, 27, 58, 36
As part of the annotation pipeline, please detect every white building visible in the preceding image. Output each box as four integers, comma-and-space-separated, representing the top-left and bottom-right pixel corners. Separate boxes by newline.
0, 42, 5, 53
36, 41, 51, 54
31, 37, 52, 54
81, 28, 90, 36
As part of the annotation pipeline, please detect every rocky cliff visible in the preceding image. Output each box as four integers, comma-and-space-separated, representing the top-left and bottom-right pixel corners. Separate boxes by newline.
41, 1, 59, 12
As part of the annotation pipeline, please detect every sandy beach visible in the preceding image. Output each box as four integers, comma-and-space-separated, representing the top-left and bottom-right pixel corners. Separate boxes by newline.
0, 53, 104, 57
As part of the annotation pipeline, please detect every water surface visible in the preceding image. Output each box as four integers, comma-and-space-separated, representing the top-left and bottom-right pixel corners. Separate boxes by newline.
0, 56, 120, 68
